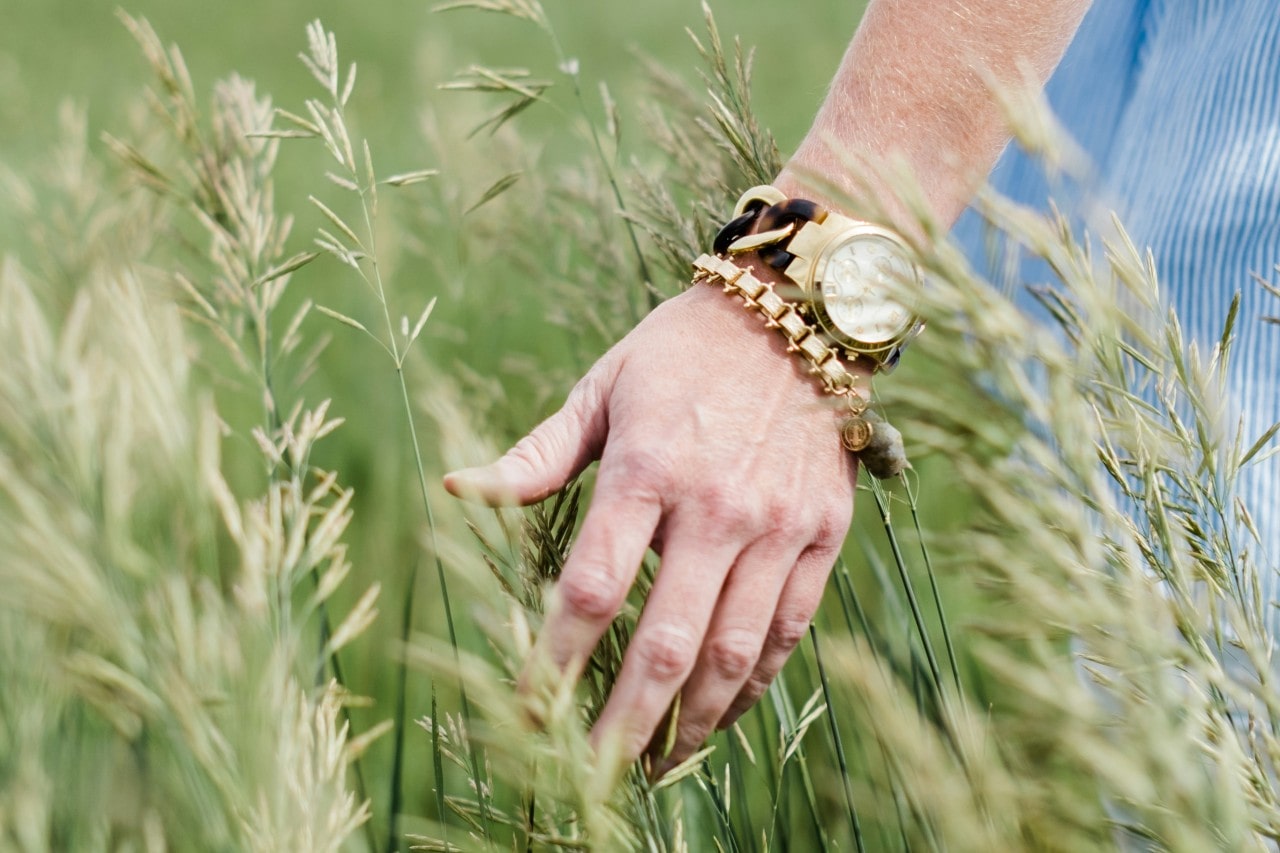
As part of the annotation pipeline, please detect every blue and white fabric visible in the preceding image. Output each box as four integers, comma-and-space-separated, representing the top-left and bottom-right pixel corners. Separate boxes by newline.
953, 0, 1280, 584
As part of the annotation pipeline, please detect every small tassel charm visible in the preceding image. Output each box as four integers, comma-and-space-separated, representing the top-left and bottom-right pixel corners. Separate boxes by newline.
854, 411, 909, 479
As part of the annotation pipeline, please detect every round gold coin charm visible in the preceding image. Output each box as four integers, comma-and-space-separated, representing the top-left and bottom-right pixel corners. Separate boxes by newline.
840, 416, 874, 452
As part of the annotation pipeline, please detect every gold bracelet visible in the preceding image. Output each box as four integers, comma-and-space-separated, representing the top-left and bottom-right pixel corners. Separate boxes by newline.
691, 252, 874, 453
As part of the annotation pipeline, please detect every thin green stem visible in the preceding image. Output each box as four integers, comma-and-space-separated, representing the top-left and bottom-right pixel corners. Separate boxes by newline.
544, 27, 659, 317
387, 554, 419, 852
748, 704, 788, 852
698, 757, 743, 853
246, 267, 378, 851
868, 477, 943, 699
829, 570, 906, 850
766, 681, 830, 853
725, 736, 758, 853
357, 189, 494, 843
808, 625, 866, 853
522, 761, 537, 853
902, 473, 962, 694
430, 687, 447, 846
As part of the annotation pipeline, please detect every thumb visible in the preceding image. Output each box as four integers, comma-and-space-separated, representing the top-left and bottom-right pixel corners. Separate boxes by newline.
444, 368, 610, 506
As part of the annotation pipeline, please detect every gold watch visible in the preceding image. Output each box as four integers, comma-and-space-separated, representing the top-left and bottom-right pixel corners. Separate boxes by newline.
723, 185, 924, 371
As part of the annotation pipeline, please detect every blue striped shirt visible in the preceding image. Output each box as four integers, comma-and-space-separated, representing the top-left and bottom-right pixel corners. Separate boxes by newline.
954, 0, 1280, 574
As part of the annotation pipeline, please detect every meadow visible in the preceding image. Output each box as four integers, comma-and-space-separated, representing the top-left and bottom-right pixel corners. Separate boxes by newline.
1, 1, 1277, 850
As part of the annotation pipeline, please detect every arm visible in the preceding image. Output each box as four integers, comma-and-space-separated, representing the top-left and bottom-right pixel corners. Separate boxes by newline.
780, 0, 1091, 226
445, 0, 1091, 776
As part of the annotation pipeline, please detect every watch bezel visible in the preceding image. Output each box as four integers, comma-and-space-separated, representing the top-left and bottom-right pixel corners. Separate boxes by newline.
804, 224, 923, 358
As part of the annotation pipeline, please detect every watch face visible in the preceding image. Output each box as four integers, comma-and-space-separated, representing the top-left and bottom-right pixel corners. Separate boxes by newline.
818, 233, 917, 346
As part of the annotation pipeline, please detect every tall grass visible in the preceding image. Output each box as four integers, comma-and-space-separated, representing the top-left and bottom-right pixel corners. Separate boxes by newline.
0, 3, 1276, 852
0, 55, 375, 853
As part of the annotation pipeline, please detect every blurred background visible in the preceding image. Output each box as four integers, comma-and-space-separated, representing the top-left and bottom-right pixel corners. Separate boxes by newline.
7, 4, 1278, 851
1, 1, 981, 847
1, 0, 861, 154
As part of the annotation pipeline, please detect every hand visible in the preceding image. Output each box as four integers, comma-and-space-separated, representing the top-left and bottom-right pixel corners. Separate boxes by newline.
444, 275, 860, 775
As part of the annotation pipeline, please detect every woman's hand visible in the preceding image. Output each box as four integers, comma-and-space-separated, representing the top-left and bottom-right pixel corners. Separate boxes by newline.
444, 277, 861, 775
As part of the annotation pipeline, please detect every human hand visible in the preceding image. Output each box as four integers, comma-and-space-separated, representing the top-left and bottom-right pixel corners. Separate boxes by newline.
444, 274, 861, 776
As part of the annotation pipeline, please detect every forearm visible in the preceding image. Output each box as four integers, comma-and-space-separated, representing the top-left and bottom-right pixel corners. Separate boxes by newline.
777, 0, 1092, 229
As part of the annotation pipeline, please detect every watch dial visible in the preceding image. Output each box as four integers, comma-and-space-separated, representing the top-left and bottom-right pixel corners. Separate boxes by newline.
820, 235, 916, 344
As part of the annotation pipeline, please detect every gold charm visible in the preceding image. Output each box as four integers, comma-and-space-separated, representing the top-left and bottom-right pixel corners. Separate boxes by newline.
840, 416, 874, 452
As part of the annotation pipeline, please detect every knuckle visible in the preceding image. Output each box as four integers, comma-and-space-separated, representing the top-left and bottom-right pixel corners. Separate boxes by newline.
611, 447, 674, 492
757, 506, 797, 542
634, 622, 699, 682
695, 482, 761, 534
804, 537, 844, 578
767, 614, 812, 654
735, 673, 773, 709
556, 568, 626, 623
704, 629, 762, 682
815, 498, 854, 541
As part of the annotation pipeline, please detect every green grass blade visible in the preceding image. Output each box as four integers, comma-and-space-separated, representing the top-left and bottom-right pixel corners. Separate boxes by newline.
808, 625, 865, 853
901, 474, 963, 694
387, 554, 420, 852
867, 477, 944, 699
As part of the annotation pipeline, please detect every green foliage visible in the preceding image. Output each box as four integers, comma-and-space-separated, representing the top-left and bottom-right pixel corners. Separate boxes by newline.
1, 3, 1278, 852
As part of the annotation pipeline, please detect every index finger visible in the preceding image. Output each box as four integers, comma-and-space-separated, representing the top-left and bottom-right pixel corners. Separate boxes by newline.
520, 463, 662, 695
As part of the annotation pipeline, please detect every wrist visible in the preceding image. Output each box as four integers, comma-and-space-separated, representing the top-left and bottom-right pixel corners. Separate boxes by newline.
673, 283, 872, 421
712, 183, 924, 374
728, 251, 875, 382
691, 252, 878, 450
772, 157, 941, 245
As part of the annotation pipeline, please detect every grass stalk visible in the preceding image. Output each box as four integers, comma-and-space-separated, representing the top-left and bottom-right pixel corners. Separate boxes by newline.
327, 631, 380, 851
280, 24, 495, 839
808, 625, 866, 853
430, 687, 448, 849
866, 477, 944, 701
724, 736, 758, 853
696, 756, 743, 853
554, 45, 658, 315
901, 473, 962, 694
765, 683, 830, 853
387, 555, 420, 852
747, 704, 787, 851
359, 190, 494, 845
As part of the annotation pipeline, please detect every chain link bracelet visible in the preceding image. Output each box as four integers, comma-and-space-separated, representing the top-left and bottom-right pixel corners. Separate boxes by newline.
691, 252, 876, 453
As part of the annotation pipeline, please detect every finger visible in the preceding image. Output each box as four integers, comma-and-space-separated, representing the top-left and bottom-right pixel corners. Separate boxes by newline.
444, 363, 613, 507
716, 539, 841, 730
520, 464, 663, 695
648, 535, 805, 775
590, 517, 742, 767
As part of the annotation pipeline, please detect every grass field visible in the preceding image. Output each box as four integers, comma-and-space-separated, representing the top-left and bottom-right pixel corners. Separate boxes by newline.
0, 1, 857, 162
3, 2, 1277, 851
